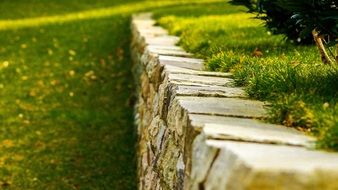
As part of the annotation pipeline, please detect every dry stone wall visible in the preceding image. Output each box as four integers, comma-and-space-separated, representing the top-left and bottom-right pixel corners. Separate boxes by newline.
131, 13, 338, 190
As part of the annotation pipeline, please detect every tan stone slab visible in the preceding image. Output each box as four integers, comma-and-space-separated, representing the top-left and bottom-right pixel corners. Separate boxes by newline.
175, 85, 246, 98
144, 36, 179, 46
164, 64, 233, 78
203, 140, 338, 190
188, 114, 314, 147
204, 120, 313, 147
138, 27, 168, 35
147, 46, 192, 57
159, 55, 203, 70
132, 13, 153, 21
132, 20, 156, 29
148, 45, 183, 51
177, 97, 267, 119
168, 73, 234, 87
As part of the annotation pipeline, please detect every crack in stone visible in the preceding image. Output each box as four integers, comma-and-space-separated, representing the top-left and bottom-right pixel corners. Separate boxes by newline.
175, 93, 245, 98
198, 149, 221, 190
169, 79, 235, 87
207, 137, 309, 148
188, 112, 267, 120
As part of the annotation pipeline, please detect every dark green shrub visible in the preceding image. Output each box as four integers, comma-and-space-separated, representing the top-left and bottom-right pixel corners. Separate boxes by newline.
229, 0, 313, 44
277, 0, 338, 64
230, 0, 338, 64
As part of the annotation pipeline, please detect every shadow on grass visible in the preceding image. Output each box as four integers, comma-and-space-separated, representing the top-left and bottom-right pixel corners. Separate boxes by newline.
153, 1, 247, 18
0, 15, 137, 189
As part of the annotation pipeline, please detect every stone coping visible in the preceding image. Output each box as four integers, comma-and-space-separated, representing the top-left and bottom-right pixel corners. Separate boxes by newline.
131, 13, 338, 190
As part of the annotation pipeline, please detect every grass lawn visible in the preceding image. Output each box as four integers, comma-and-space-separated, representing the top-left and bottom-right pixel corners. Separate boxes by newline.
0, 1, 139, 189
0, 0, 226, 189
154, 1, 338, 150
0, 0, 336, 188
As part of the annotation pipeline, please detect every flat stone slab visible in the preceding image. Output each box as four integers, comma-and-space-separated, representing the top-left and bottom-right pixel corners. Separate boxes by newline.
147, 46, 192, 57
175, 85, 246, 98
177, 96, 267, 119
137, 27, 168, 35
132, 20, 156, 30
189, 114, 314, 147
205, 121, 314, 148
164, 64, 233, 77
168, 73, 234, 87
148, 45, 183, 51
144, 36, 179, 46
159, 55, 203, 70
202, 140, 338, 189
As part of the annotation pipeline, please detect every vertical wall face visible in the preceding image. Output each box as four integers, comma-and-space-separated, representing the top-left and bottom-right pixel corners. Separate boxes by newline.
131, 13, 338, 190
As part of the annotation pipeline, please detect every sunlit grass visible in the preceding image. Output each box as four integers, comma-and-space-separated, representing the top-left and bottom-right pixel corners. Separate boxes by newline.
1, 0, 249, 188
0, 0, 226, 189
155, 1, 338, 150
0, 0, 222, 31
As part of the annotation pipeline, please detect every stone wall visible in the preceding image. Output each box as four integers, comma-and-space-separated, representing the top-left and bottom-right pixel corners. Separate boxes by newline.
131, 13, 338, 190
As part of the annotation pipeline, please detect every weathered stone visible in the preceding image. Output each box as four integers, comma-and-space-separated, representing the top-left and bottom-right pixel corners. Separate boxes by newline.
144, 36, 180, 46
203, 123, 314, 147
132, 20, 156, 29
141, 73, 150, 98
178, 96, 268, 119
202, 140, 338, 190
148, 45, 183, 51
164, 64, 233, 78
147, 46, 193, 57
138, 27, 168, 36
189, 134, 219, 190
159, 55, 204, 70
132, 13, 338, 190
132, 13, 153, 21
175, 85, 246, 98
168, 73, 235, 87
187, 114, 314, 147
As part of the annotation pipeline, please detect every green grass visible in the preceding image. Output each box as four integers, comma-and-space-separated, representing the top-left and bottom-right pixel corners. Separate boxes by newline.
0, 1, 137, 188
154, 1, 338, 150
0, 0, 336, 188
0, 0, 229, 188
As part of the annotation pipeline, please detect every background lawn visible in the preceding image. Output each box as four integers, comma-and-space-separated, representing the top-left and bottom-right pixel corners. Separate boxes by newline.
154, 1, 338, 150
0, 0, 138, 189
0, 0, 336, 189
0, 0, 224, 189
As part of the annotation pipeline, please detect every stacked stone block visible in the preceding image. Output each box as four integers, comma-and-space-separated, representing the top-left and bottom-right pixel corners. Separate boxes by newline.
131, 13, 338, 190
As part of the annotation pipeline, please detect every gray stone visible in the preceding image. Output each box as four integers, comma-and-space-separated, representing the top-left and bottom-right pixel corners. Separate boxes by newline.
188, 114, 314, 147
175, 85, 246, 98
144, 36, 180, 46
132, 13, 153, 21
148, 45, 183, 51
132, 12, 338, 190
168, 73, 235, 87
147, 46, 193, 57
177, 96, 268, 119
138, 27, 168, 36
159, 55, 204, 70
164, 64, 233, 78
203, 140, 338, 190
205, 121, 314, 147
189, 134, 219, 190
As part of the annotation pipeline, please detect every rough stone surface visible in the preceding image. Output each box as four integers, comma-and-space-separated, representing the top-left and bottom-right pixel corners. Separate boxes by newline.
159, 55, 204, 70
175, 85, 246, 98
147, 46, 193, 57
188, 114, 314, 147
202, 140, 338, 190
132, 13, 338, 190
164, 64, 233, 78
178, 96, 268, 119
168, 73, 235, 87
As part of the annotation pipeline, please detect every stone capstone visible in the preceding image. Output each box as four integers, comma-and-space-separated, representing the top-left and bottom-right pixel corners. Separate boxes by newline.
131, 12, 338, 190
